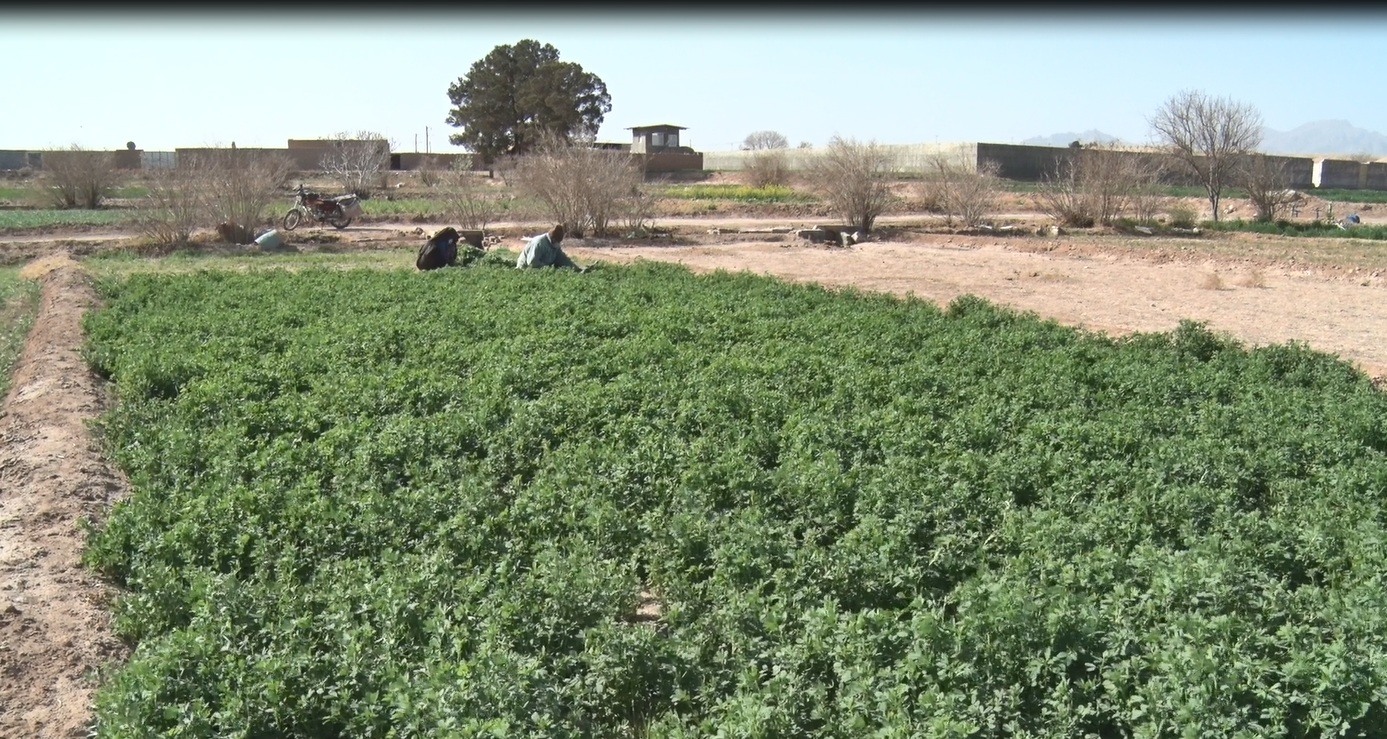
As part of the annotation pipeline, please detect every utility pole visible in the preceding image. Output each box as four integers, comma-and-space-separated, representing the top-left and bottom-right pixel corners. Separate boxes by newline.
415, 134, 418, 153
426, 127, 430, 154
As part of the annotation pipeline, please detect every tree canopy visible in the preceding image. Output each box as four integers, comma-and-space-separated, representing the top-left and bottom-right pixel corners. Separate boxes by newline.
445, 40, 612, 164
742, 130, 789, 150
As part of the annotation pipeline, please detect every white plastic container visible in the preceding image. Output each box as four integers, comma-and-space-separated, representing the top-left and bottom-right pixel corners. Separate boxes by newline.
254, 229, 284, 249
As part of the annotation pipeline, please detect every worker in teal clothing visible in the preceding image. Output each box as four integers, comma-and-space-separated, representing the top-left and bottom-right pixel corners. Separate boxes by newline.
516, 223, 584, 271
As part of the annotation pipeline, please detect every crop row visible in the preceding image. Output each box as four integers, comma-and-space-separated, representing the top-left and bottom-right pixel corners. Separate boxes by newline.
0, 268, 41, 398
82, 263, 1387, 737
0, 208, 137, 230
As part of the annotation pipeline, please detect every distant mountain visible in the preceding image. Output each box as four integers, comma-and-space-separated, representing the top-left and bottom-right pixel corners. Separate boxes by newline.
1020, 130, 1122, 148
1260, 120, 1387, 158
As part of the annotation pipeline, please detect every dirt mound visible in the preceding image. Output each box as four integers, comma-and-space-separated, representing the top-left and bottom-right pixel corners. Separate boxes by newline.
0, 265, 128, 739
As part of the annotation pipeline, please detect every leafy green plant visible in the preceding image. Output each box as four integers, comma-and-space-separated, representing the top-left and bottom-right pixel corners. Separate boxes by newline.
1199, 218, 1387, 240
82, 267, 1387, 737
0, 209, 137, 230
659, 183, 812, 203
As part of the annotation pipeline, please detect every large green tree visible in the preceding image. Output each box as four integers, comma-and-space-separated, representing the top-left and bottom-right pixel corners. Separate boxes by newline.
445, 39, 612, 165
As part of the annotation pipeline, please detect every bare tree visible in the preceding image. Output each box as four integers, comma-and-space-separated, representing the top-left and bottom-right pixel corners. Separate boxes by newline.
807, 136, 897, 233
742, 130, 789, 151
1240, 154, 1298, 223
1149, 90, 1262, 222
923, 153, 1002, 228
194, 149, 294, 244
42, 145, 121, 209
511, 132, 645, 237
320, 130, 390, 199
744, 150, 790, 188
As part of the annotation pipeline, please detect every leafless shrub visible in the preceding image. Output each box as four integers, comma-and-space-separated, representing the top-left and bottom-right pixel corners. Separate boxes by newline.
744, 150, 790, 188
132, 164, 205, 249
319, 130, 390, 199
441, 162, 504, 231
511, 132, 644, 237
194, 149, 293, 244
923, 153, 1002, 227
418, 156, 442, 187
807, 136, 897, 233
1240, 154, 1298, 223
1128, 153, 1171, 224
1035, 146, 1168, 227
42, 145, 121, 209
1199, 272, 1226, 290
1236, 269, 1267, 288
1033, 155, 1097, 228
620, 175, 663, 234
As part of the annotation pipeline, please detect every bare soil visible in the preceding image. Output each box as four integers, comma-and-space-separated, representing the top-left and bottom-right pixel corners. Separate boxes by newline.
1, 201, 1385, 733
1, 257, 128, 739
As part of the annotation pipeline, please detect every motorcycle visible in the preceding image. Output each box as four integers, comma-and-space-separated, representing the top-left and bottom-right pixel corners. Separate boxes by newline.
282, 184, 361, 231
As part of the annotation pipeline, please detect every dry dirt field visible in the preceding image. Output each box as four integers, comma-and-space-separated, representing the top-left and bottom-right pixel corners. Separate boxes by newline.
2, 196, 1386, 735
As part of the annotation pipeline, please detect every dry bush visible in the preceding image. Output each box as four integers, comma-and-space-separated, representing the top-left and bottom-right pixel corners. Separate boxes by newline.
194, 149, 293, 244
1128, 153, 1171, 224
1033, 155, 1097, 228
511, 132, 645, 237
418, 156, 442, 187
924, 153, 1002, 227
320, 130, 390, 199
133, 165, 205, 249
619, 175, 663, 235
42, 145, 121, 209
442, 163, 504, 231
1034, 147, 1167, 227
744, 150, 790, 188
807, 136, 897, 233
1236, 269, 1267, 288
1199, 272, 1226, 290
1167, 205, 1199, 228
1240, 154, 1298, 223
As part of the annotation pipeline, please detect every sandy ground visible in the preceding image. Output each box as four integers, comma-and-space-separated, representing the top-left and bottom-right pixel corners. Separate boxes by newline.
1, 211, 1385, 734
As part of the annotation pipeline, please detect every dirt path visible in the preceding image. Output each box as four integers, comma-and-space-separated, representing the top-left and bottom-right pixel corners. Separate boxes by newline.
0, 260, 128, 739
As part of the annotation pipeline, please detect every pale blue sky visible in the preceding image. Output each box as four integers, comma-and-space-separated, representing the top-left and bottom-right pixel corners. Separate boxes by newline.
4, 10, 1385, 153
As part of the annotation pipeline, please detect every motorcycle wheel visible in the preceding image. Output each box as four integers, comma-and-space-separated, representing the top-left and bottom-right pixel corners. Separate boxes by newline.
327, 212, 352, 230
282, 209, 303, 231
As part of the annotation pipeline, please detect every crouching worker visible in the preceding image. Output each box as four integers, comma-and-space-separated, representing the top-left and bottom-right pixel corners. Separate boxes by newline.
516, 224, 584, 272
417, 227, 460, 271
